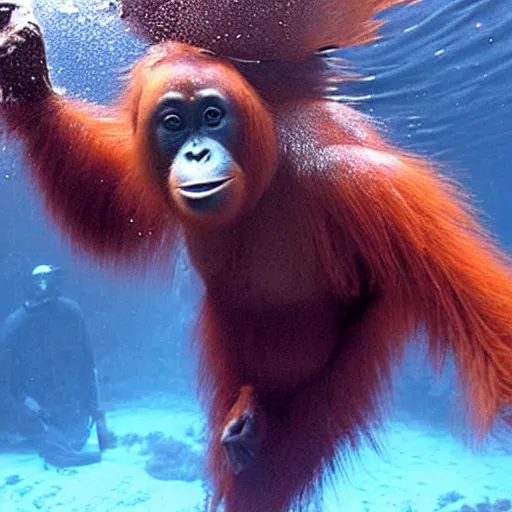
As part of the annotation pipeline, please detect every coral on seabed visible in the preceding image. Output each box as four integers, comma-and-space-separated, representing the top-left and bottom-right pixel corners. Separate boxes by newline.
458, 498, 512, 512
145, 436, 203, 481
403, 495, 512, 512
119, 430, 204, 482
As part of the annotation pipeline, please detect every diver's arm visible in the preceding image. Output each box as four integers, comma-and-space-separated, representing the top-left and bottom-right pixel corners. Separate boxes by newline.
80, 330, 116, 449
72, 303, 115, 449
79, 320, 101, 420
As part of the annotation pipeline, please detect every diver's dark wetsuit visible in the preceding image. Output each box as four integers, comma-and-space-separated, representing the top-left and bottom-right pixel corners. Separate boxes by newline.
0, 296, 102, 467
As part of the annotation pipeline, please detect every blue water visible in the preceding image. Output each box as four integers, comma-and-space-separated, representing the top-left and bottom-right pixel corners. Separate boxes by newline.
0, 1, 510, 511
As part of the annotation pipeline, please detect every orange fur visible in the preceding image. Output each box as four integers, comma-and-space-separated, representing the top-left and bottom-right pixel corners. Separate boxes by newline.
293, 102, 512, 434
2, 97, 177, 268
192, 100, 512, 511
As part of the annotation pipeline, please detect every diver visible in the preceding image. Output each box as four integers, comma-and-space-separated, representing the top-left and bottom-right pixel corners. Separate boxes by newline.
0, 265, 115, 467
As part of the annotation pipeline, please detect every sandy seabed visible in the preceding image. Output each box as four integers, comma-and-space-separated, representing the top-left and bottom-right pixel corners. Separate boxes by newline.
0, 405, 510, 512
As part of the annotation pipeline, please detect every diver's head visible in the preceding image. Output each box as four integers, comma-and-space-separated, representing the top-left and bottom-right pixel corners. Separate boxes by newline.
26, 264, 62, 306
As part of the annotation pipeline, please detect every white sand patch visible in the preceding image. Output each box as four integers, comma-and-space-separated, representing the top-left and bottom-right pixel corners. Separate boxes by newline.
0, 407, 510, 512
324, 422, 511, 511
